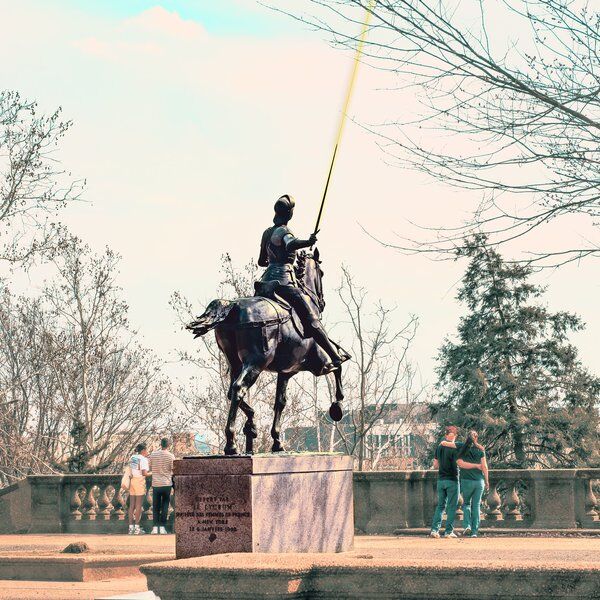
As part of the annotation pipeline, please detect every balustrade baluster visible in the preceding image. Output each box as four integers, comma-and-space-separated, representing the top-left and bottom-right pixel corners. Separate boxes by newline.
503, 480, 523, 521
97, 485, 114, 520
143, 485, 153, 522
585, 478, 599, 521
70, 486, 83, 521
485, 481, 503, 521
83, 485, 98, 520
112, 485, 127, 520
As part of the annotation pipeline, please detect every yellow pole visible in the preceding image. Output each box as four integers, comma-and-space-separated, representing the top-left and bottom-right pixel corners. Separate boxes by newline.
313, 0, 375, 235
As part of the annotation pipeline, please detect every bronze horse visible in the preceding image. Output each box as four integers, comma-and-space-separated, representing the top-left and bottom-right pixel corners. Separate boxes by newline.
187, 250, 347, 455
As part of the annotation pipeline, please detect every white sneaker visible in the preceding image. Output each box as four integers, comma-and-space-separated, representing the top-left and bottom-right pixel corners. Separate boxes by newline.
463, 528, 472, 536
159, 526, 168, 535
151, 526, 159, 535
128, 524, 135, 535
444, 531, 458, 538
429, 530, 440, 539
134, 525, 145, 535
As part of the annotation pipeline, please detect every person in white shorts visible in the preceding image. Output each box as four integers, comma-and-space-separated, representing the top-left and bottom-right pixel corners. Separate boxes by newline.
128, 443, 150, 535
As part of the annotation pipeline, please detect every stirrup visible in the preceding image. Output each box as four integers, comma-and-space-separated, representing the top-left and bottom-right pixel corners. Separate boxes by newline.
321, 359, 342, 374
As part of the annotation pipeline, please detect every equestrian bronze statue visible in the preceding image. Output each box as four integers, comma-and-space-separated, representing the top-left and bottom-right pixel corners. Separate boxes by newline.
187, 195, 350, 456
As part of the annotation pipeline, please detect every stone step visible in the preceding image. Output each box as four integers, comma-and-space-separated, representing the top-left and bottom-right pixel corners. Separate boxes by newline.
141, 536, 600, 600
142, 559, 600, 599
0, 553, 174, 582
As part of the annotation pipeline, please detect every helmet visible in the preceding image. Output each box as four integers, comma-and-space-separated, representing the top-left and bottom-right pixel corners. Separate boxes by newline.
274, 194, 295, 216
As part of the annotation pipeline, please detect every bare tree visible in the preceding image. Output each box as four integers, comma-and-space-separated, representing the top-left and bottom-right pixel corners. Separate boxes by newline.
0, 236, 176, 485
292, 1, 600, 266
335, 266, 421, 470
0, 90, 82, 266
0, 289, 62, 485
42, 236, 175, 472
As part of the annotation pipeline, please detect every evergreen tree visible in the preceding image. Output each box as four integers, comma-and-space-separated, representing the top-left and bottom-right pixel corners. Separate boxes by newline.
435, 236, 600, 468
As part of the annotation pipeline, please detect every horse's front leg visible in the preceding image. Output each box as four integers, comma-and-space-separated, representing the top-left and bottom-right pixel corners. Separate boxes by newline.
240, 400, 257, 454
271, 372, 293, 452
224, 365, 261, 455
328, 366, 344, 422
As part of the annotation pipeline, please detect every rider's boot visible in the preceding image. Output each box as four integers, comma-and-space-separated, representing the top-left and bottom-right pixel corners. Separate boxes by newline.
311, 323, 343, 370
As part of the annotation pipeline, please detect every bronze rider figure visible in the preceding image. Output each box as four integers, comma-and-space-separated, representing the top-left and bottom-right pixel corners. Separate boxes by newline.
257, 194, 343, 372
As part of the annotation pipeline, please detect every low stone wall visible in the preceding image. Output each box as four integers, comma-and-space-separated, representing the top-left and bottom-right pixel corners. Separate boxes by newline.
10, 474, 174, 535
355, 469, 600, 533
0, 468, 598, 534
0, 478, 31, 534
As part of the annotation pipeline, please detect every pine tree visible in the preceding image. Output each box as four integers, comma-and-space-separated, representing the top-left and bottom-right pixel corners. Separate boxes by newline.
435, 236, 600, 468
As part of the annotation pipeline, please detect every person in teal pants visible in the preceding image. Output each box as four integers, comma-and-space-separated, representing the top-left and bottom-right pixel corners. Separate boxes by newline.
430, 425, 481, 538
441, 430, 489, 537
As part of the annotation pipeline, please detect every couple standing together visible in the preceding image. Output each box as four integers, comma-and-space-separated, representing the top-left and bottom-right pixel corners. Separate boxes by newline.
430, 425, 490, 538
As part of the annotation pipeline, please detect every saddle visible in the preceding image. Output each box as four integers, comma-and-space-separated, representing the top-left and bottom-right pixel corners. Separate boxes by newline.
253, 281, 306, 338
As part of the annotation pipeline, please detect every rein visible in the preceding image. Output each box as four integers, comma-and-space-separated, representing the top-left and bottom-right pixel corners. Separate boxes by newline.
296, 255, 323, 314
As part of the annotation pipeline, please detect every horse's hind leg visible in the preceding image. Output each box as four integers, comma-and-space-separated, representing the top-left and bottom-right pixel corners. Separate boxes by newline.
224, 365, 261, 455
271, 372, 293, 452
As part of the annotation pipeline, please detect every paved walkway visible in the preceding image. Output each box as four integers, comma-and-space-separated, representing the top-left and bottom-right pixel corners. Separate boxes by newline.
0, 533, 175, 555
0, 576, 147, 599
0, 534, 598, 599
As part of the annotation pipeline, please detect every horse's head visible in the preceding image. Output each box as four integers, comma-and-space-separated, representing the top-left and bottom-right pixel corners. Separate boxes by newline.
296, 248, 325, 313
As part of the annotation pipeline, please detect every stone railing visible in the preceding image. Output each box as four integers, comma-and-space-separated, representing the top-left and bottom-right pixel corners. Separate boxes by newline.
0, 468, 598, 534
22, 474, 174, 534
354, 468, 600, 533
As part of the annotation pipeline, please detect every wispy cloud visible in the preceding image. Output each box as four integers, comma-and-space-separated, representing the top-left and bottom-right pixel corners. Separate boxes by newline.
127, 6, 206, 40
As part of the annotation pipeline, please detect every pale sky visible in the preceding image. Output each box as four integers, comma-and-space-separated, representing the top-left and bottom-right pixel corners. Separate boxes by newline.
1, 0, 598, 388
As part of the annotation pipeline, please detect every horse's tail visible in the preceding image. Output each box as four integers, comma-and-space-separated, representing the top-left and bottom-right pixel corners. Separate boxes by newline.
186, 299, 235, 338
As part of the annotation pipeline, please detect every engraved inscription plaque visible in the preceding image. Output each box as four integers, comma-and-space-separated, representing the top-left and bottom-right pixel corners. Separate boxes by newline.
175, 473, 252, 558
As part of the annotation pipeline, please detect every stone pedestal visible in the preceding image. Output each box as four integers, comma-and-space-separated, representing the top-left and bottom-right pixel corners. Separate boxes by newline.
173, 453, 354, 559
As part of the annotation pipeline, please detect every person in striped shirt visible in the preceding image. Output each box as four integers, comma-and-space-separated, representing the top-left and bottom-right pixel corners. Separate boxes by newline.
149, 438, 175, 534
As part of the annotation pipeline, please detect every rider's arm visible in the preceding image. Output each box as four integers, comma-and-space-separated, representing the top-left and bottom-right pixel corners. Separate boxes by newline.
456, 458, 482, 470
283, 232, 317, 252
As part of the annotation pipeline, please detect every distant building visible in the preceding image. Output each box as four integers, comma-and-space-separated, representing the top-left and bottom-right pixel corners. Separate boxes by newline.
283, 402, 437, 470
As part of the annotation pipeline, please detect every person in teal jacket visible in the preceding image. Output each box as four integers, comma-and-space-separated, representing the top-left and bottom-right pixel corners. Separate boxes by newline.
442, 430, 489, 537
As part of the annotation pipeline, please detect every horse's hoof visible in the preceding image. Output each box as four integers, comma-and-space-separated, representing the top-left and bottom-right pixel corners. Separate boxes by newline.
224, 445, 238, 456
271, 442, 285, 453
329, 402, 343, 422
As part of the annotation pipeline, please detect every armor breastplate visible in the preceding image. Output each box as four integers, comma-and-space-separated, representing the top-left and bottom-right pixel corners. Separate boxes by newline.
260, 225, 297, 285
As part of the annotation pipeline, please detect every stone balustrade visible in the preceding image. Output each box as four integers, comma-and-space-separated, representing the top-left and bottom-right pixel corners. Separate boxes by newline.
354, 468, 600, 533
0, 468, 597, 534
19, 475, 175, 534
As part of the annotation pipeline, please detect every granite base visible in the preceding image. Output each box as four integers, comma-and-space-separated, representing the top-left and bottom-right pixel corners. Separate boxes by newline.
173, 453, 354, 559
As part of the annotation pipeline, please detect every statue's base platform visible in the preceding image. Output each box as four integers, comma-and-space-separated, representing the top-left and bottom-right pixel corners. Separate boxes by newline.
173, 453, 354, 559
141, 536, 600, 600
